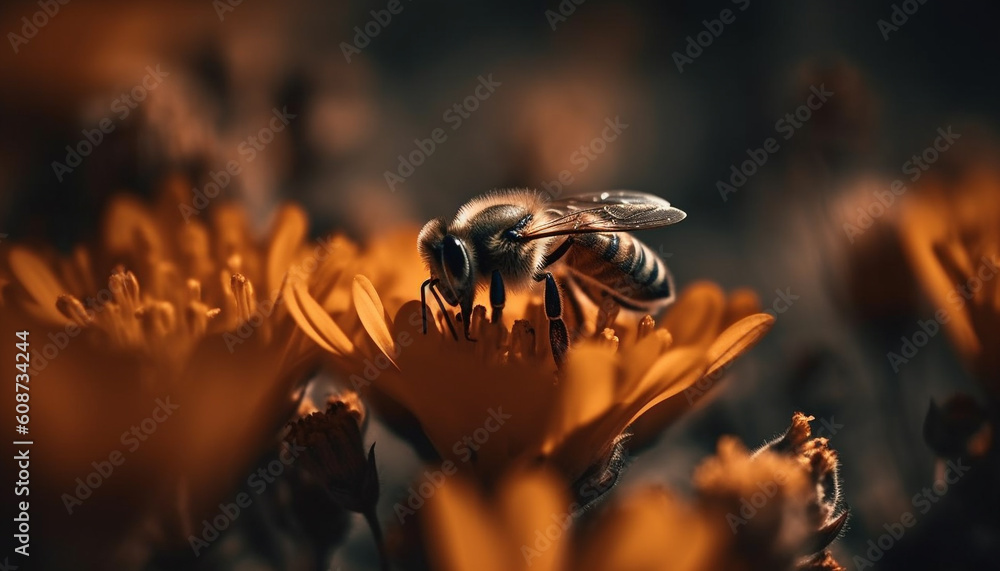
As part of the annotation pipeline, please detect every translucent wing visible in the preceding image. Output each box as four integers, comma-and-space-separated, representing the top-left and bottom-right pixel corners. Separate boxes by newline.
519, 191, 686, 240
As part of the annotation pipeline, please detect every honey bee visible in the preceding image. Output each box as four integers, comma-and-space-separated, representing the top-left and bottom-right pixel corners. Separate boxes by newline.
418, 189, 686, 365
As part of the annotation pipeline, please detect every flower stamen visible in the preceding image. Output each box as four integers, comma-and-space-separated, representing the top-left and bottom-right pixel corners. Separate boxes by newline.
231, 273, 257, 326
109, 266, 141, 314
56, 294, 94, 327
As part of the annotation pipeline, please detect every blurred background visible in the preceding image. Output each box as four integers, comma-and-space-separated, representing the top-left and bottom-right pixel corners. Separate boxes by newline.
2, 0, 999, 569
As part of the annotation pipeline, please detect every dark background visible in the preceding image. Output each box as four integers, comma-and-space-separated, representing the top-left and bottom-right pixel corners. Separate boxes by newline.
2, 0, 999, 568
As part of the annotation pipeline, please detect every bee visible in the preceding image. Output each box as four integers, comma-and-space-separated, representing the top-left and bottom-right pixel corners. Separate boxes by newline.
418, 189, 686, 365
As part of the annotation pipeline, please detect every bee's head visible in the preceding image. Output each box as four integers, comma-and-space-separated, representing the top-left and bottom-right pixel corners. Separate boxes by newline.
417, 218, 476, 310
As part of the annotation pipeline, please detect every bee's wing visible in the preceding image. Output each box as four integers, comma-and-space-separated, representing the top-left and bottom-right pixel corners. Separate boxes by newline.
519, 191, 686, 240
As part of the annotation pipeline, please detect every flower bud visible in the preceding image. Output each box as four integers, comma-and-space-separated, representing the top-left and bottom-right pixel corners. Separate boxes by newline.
285, 400, 379, 514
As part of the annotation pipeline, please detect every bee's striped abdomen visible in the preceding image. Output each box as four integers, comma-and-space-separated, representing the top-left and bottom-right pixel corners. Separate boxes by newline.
559, 232, 674, 311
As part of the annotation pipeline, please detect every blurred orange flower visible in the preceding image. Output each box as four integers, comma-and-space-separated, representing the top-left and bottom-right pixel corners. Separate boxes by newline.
695, 413, 847, 570
899, 165, 1000, 396
423, 413, 846, 571
424, 466, 721, 571
0, 187, 357, 562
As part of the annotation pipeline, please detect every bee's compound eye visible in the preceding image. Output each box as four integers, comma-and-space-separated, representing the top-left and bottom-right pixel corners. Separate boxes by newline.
441, 235, 471, 286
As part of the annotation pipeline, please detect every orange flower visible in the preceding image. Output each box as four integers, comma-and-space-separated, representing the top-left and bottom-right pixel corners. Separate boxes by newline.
899, 165, 1000, 396
626, 282, 768, 446
425, 468, 573, 571
423, 413, 846, 571
0, 188, 356, 562
694, 413, 848, 570
573, 485, 721, 571
283, 227, 775, 483
426, 468, 720, 571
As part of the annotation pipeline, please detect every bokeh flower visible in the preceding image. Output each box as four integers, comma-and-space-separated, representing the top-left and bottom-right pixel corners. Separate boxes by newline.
899, 164, 1000, 397
423, 413, 847, 571
904, 163, 1000, 565
424, 465, 723, 571
695, 412, 847, 570
0, 185, 359, 566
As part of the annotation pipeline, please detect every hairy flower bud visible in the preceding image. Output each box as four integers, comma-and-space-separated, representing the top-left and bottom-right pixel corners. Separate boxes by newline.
695, 412, 848, 569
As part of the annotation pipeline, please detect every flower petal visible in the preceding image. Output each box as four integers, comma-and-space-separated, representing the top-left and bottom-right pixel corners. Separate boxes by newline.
498, 470, 570, 571
619, 328, 672, 391
8, 246, 70, 325
543, 342, 617, 454
660, 281, 726, 346
900, 201, 980, 361
103, 194, 163, 260
425, 475, 511, 571
576, 488, 717, 571
353, 275, 398, 370
281, 277, 354, 356
704, 313, 774, 379
626, 347, 707, 426
724, 288, 762, 325
266, 204, 309, 298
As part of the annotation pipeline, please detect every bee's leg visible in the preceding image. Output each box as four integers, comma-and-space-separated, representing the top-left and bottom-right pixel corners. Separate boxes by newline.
538, 236, 574, 273
490, 270, 505, 325
459, 311, 476, 342
432, 285, 460, 341
541, 272, 569, 367
424, 279, 459, 340
420, 279, 432, 334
